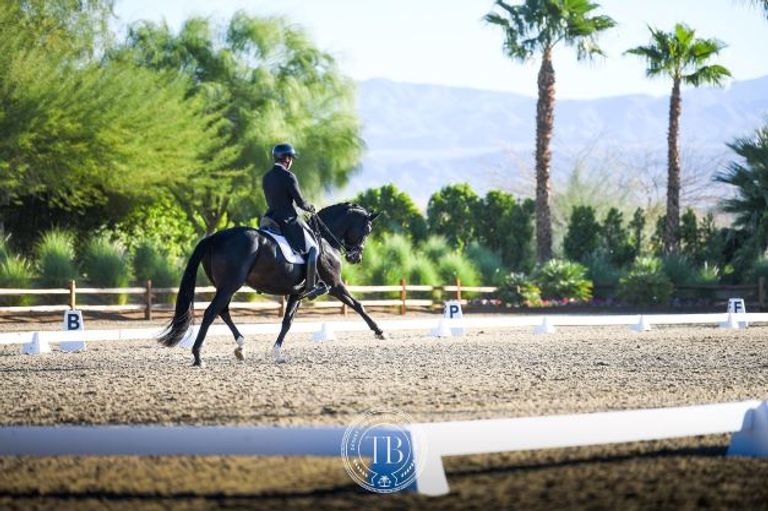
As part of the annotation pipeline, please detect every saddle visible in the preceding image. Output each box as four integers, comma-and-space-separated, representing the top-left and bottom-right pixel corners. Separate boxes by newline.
258, 217, 317, 265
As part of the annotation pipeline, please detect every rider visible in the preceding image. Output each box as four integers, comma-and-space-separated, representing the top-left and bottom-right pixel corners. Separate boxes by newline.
262, 143, 328, 300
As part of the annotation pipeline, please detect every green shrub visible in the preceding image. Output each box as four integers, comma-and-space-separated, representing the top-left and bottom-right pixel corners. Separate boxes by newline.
367, 234, 412, 284
563, 205, 600, 263
421, 236, 451, 263
466, 242, 505, 285
82, 236, 131, 304
133, 241, 180, 288
0, 235, 9, 264
0, 257, 34, 305
35, 230, 79, 288
661, 253, 699, 285
406, 253, 440, 285
696, 262, 720, 284
436, 252, 480, 287
618, 257, 674, 306
584, 253, 623, 298
534, 259, 593, 302
747, 258, 768, 285
498, 272, 541, 307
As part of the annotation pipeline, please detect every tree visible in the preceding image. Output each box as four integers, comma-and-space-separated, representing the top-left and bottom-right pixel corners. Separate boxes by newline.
563, 205, 600, 263
485, 0, 615, 263
476, 190, 535, 271
427, 184, 480, 250
601, 208, 633, 266
353, 184, 427, 241
626, 24, 730, 253
116, 13, 363, 235
628, 208, 646, 259
714, 126, 768, 268
679, 208, 700, 261
0, 2, 221, 248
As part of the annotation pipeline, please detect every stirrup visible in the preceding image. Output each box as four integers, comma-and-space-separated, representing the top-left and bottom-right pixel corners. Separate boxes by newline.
302, 282, 329, 301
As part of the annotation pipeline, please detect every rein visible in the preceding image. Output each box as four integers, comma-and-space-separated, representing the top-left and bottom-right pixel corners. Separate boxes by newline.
309, 213, 350, 257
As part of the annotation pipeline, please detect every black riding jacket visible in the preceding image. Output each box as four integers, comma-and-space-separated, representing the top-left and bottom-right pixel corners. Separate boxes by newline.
262, 163, 313, 222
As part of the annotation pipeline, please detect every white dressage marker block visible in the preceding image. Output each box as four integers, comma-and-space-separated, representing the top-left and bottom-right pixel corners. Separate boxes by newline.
720, 312, 745, 330
59, 310, 86, 352
430, 318, 453, 338
631, 314, 652, 332
443, 300, 465, 336
728, 401, 768, 457
727, 298, 748, 328
312, 322, 336, 342
22, 332, 50, 355
534, 316, 556, 334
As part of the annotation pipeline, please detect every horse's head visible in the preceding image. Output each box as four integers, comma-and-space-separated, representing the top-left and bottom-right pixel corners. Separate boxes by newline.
318, 203, 381, 264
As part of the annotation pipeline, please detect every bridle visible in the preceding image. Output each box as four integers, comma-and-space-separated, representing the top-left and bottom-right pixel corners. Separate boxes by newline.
309, 212, 364, 259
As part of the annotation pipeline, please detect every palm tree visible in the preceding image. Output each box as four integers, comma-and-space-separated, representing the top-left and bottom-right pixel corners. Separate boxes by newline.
714, 126, 768, 268
485, 0, 615, 263
626, 24, 730, 253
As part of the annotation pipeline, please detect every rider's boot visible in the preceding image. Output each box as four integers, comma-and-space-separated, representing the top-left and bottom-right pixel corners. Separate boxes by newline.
303, 246, 328, 301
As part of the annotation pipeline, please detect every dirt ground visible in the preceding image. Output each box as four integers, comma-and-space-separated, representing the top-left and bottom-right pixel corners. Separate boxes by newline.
1, 320, 767, 510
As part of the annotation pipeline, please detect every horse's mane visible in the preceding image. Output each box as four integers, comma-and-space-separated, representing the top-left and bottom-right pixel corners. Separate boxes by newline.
319, 202, 368, 217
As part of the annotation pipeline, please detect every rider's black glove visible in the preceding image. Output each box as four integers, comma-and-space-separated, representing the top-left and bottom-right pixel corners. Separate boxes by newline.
306, 205, 316, 214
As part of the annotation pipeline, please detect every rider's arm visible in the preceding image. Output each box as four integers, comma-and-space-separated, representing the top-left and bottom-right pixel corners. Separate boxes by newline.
287, 172, 314, 213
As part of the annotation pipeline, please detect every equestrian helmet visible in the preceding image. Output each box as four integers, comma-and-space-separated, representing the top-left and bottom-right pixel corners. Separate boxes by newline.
272, 143, 297, 161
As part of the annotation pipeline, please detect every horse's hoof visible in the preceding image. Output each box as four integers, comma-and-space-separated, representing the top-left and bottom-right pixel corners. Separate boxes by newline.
375, 331, 387, 340
192, 360, 206, 368
272, 347, 287, 364
234, 347, 245, 362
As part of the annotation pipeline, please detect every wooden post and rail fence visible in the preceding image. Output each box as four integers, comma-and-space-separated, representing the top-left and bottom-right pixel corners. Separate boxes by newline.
0, 277, 764, 318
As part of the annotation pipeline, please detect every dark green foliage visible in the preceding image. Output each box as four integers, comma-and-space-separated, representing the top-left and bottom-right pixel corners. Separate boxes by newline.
534, 259, 593, 302
679, 209, 700, 261
618, 257, 674, 306
353, 184, 427, 242
427, 184, 480, 250
601, 208, 634, 266
629, 208, 646, 258
35, 230, 78, 288
661, 253, 699, 285
584, 253, 623, 298
563, 205, 600, 263
477, 191, 535, 272
498, 272, 541, 307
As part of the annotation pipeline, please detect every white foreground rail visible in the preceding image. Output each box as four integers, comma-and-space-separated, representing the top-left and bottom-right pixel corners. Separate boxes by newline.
0, 399, 763, 496
1, 312, 766, 346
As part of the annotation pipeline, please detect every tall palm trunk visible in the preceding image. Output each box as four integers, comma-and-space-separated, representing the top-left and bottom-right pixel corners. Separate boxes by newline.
664, 78, 682, 253
535, 48, 555, 262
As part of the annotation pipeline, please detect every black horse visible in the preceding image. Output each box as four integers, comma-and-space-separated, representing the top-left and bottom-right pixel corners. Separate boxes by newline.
158, 203, 383, 366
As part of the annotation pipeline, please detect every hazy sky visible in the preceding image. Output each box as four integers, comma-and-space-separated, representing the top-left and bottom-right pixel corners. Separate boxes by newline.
113, 0, 768, 99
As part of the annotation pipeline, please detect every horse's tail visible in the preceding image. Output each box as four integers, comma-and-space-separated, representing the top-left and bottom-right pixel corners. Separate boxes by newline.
157, 237, 210, 347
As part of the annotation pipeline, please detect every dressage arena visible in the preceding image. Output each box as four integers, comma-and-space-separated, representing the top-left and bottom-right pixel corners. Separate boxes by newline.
2, 314, 768, 510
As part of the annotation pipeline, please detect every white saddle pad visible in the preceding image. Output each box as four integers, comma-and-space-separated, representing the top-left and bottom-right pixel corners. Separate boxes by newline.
261, 230, 316, 265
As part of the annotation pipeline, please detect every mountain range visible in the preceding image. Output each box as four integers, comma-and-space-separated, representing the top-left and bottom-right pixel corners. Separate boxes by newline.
336, 76, 768, 208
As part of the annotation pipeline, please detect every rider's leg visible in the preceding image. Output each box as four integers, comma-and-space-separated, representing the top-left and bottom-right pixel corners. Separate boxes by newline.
303, 246, 329, 301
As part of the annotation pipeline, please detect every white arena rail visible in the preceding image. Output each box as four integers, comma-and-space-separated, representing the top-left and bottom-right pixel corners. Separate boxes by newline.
1, 399, 766, 496
0, 312, 766, 347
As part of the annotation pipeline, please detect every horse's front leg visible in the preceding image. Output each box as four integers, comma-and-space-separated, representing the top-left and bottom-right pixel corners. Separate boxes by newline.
272, 294, 301, 360
329, 284, 385, 339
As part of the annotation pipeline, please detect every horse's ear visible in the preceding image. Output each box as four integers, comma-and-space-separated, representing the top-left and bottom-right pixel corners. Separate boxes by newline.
369, 211, 382, 223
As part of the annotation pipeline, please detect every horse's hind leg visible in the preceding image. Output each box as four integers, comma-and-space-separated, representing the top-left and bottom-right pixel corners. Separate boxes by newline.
191, 288, 236, 367
220, 302, 246, 361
